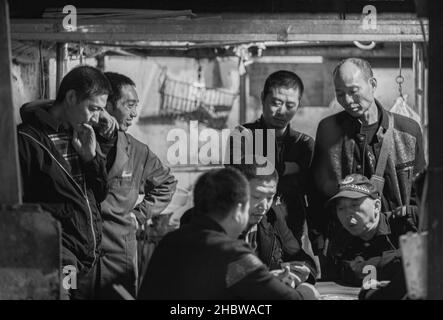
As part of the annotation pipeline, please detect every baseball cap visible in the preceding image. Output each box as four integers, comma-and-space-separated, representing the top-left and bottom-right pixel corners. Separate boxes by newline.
327, 173, 380, 203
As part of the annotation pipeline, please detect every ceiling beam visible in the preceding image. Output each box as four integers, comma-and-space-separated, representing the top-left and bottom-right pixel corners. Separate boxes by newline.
10, 14, 428, 43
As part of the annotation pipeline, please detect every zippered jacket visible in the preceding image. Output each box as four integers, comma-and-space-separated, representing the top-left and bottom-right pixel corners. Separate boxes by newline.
17, 101, 108, 273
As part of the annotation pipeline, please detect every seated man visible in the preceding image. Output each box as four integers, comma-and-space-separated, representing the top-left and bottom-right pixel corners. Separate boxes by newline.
326, 173, 418, 287
138, 168, 319, 300
228, 160, 318, 285
181, 160, 318, 285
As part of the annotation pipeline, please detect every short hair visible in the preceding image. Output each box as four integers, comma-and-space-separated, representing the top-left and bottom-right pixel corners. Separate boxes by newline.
104, 72, 136, 106
55, 65, 111, 104
193, 168, 249, 219
333, 58, 374, 81
262, 70, 304, 99
226, 157, 278, 183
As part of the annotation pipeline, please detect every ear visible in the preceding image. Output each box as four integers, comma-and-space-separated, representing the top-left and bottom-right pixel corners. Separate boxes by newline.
65, 89, 77, 107
374, 198, 381, 217
232, 203, 243, 222
260, 91, 266, 106
369, 77, 377, 90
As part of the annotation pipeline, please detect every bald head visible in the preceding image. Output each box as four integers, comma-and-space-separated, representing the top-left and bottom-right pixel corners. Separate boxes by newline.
333, 58, 377, 119
333, 58, 373, 81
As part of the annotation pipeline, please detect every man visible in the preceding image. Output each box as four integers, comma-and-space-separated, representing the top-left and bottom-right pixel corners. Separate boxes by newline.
232, 70, 314, 242
326, 173, 417, 288
181, 159, 318, 284
228, 160, 318, 284
17, 65, 110, 299
96, 72, 177, 299
309, 58, 426, 255
138, 168, 319, 300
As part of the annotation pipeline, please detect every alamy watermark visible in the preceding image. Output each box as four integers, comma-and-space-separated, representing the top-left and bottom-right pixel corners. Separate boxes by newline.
62, 5, 77, 31
166, 121, 276, 175
362, 5, 377, 30
62, 265, 77, 290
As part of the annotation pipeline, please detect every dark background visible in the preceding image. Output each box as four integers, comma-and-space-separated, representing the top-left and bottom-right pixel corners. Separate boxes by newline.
10, 0, 420, 17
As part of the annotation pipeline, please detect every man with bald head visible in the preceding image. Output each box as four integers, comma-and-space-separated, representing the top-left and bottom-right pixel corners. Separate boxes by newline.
308, 58, 425, 276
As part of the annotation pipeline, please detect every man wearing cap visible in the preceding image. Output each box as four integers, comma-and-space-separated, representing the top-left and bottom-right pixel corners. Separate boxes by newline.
309, 58, 426, 256
326, 173, 418, 287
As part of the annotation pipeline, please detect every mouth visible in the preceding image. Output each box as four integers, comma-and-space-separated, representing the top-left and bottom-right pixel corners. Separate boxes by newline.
251, 210, 266, 218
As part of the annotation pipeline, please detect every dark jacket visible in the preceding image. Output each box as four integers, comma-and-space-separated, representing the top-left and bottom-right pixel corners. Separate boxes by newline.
17, 101, 107, 273
98, 131, 177, 298
250, 207, 317, 282
238, 116, 315, 241
181, 207, 318, 282
310, 100, 426, 235
138, 215, 308, 300
328, 210, 418, 286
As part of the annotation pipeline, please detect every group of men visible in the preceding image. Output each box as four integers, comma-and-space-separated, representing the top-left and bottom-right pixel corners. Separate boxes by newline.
17, 56, 425, 300
18, 67, 177, 299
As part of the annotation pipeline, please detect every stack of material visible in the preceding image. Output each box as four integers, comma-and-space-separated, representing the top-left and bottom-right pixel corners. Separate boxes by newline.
42, 8, 195, 20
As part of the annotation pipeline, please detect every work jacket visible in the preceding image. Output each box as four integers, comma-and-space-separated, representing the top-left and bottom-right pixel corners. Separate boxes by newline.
139, 215, 309, 300
99, 131, 177, 298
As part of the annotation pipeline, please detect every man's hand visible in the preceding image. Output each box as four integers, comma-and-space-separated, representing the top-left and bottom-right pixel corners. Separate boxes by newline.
72, 123, 96, 162
296, 282, 320, 300
98, 109, 119, 139
270, 265, 301, 288
283, 263, 311, 283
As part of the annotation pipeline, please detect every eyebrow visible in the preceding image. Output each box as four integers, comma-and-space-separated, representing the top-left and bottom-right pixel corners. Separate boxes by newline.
89, 104, 104, 110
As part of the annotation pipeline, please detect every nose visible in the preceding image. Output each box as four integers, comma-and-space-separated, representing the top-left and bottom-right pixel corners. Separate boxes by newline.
275, 104, 286, 115
345, 93, 354, 105
91, 111, 100, 124
130, 106, 138, 118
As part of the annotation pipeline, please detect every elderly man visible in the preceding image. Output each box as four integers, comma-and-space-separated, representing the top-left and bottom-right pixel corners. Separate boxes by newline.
231, 70, 314, 243
326, 173, 418, 288
17, 65, 110, 299
138, 168, 319, 300
309, 58, 426, 257
96, 72, 177, 299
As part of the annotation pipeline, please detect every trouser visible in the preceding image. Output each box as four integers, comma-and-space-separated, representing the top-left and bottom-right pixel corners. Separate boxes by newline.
60, 249, 100, 300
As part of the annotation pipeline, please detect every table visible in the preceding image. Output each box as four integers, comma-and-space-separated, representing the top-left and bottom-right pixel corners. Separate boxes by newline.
316, 281, 361, 300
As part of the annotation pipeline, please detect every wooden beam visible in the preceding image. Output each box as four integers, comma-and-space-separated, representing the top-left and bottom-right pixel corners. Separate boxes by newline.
0, 0, 21, 205
10, 14, 428, 43
427, 1, 443, 300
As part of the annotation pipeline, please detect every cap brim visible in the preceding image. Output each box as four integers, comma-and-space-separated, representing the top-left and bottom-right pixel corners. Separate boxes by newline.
326, 190, 369, 205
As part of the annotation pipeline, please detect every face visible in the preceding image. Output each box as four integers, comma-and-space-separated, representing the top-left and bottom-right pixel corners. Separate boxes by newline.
336, 197, 381, 238
247, 178, 277, 228
334, 62, 377, 119
262, 86, 301, 129
108, 85, 139, 131
65, 90, 108, 127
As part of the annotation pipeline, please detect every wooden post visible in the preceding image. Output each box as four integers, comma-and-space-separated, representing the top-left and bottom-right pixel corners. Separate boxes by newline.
427, 1, 443, 300
55, 42, 67, 91
239, 73, 247, 124
0, 0, 21, 205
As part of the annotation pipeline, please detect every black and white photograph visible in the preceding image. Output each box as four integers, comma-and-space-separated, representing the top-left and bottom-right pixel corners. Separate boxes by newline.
0, 0, 440, 306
